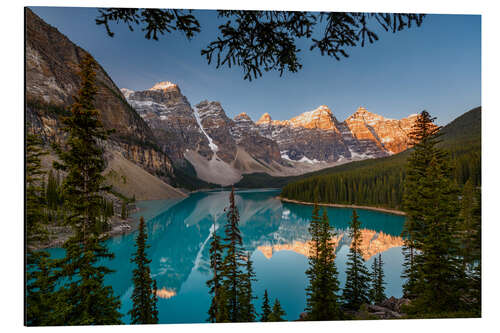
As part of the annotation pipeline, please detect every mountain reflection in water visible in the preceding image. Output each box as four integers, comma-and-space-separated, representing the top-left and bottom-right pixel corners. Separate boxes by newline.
48, 189, 406, 323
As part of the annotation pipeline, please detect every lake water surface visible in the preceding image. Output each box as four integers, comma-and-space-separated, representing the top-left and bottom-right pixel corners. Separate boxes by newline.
48, 189, 406, 323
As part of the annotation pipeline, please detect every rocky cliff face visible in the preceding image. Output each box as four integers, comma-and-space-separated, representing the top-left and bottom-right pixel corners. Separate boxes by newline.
256, 106, 418, 163
232, 112, 282, 165
257, 106, 357, 163
25, 8, 174, 181
195, 101, 237, 163
121, 83, 212, 163
345, 107, 416, 155
124, 87, 285, 185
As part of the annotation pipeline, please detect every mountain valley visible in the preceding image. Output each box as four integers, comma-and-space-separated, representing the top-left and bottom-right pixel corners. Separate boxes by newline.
26, 8, 479, 193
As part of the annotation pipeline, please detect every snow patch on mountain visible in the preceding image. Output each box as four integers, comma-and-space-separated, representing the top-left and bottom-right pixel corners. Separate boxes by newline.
349, 149, 372, 160
193, 107, 219, 154
298, 156, 321, 164
280, 151, 292, 161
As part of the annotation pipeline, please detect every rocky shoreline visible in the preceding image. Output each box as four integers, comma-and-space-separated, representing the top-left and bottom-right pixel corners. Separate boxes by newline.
277, 197, 406, 216
297, 297, 411, 320
28, 204, 142, 251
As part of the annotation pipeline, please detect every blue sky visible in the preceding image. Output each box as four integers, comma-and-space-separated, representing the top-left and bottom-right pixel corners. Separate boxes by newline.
30, 7, 481, 125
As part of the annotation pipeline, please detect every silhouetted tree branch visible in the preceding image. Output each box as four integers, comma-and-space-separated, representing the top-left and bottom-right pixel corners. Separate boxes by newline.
96, 9, 425, 81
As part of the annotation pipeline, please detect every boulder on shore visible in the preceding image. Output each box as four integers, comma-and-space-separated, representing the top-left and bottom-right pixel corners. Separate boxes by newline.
355, 297, 411, 319
380, 296, 411, 313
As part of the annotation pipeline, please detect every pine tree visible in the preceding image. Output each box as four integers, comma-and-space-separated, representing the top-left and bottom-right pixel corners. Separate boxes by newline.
402, 111, 465, 314
369, 256, 378, 303
152, 280, 159, 323
221, 187, 247, 322
26, 251, 63, 326
207, 227, 227, 323
26, 133, 48, 242
260, 289, 272, 322
239, 251, 257, 322
342, 209, 371, 310
269, 299, 286, 322
458, 180, 478, 271
370, 253, 386, 304
411, 157, 463, 313
25, 133, 61, 326
401, 111, 441, 300
457, 180, 481, 314
129, 216, 158, 324
53, 54, 122, 325
305, 205, 342, 320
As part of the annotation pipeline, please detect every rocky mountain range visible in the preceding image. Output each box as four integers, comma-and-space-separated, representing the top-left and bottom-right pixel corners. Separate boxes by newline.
123, 85, 288, 185
256, 105, 418, 162
26, 8, 420, 190
123, 82, 419, 185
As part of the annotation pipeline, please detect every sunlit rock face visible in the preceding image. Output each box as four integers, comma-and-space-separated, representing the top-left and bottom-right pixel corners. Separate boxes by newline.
256, 106, 351, 163
257, 229, 403, 261
149, 81, 178, 91
289, 105, 340, 131
256, 106, 420, 163
256, 105, 338, 131
345, 107, 418, 155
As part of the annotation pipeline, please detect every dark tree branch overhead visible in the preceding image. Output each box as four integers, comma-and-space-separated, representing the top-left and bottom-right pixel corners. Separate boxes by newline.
96, 8, 425, 81
96, 8, 201, 40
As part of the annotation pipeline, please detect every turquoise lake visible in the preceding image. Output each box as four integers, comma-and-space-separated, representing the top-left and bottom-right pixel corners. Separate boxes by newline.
48, 189, 406, 323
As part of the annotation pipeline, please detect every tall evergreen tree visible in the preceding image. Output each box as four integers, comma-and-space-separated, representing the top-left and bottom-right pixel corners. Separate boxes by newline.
207, 227, 227, 323
26, 133, 47, 241
369, 256, 378, 303
457, 180, 481, 313
342, 209, 370, 310
260, 289, 272, 322
269, 298, 286, 322
402, 110, 465, 314
52, 54, 122, 325
152, 280, 159, 323
221, 187, 247, 322
239, 251, 257, 322
305, 205, 342, 320
129, 216, 158, 324
26, 251, 60, 326
412, 156, 463, 313
458, 180, 479, 271
369, 253, 386, 304
401, 110, 441, 299
25, 133, 60, 326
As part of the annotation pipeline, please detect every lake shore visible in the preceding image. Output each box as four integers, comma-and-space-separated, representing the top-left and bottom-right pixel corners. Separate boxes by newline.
277, 197, 406, 216
29, 204, 144, 251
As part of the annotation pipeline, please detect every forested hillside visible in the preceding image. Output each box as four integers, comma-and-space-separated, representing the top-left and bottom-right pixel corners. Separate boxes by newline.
261, 107, 480, 209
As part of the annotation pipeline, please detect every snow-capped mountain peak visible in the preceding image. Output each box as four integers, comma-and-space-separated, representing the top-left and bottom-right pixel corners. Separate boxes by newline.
234, 112, 252, 122
289, 105, 336, 130
256, 112, 272, 125
120, 88, 135, 99
149, 81, 178, 91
